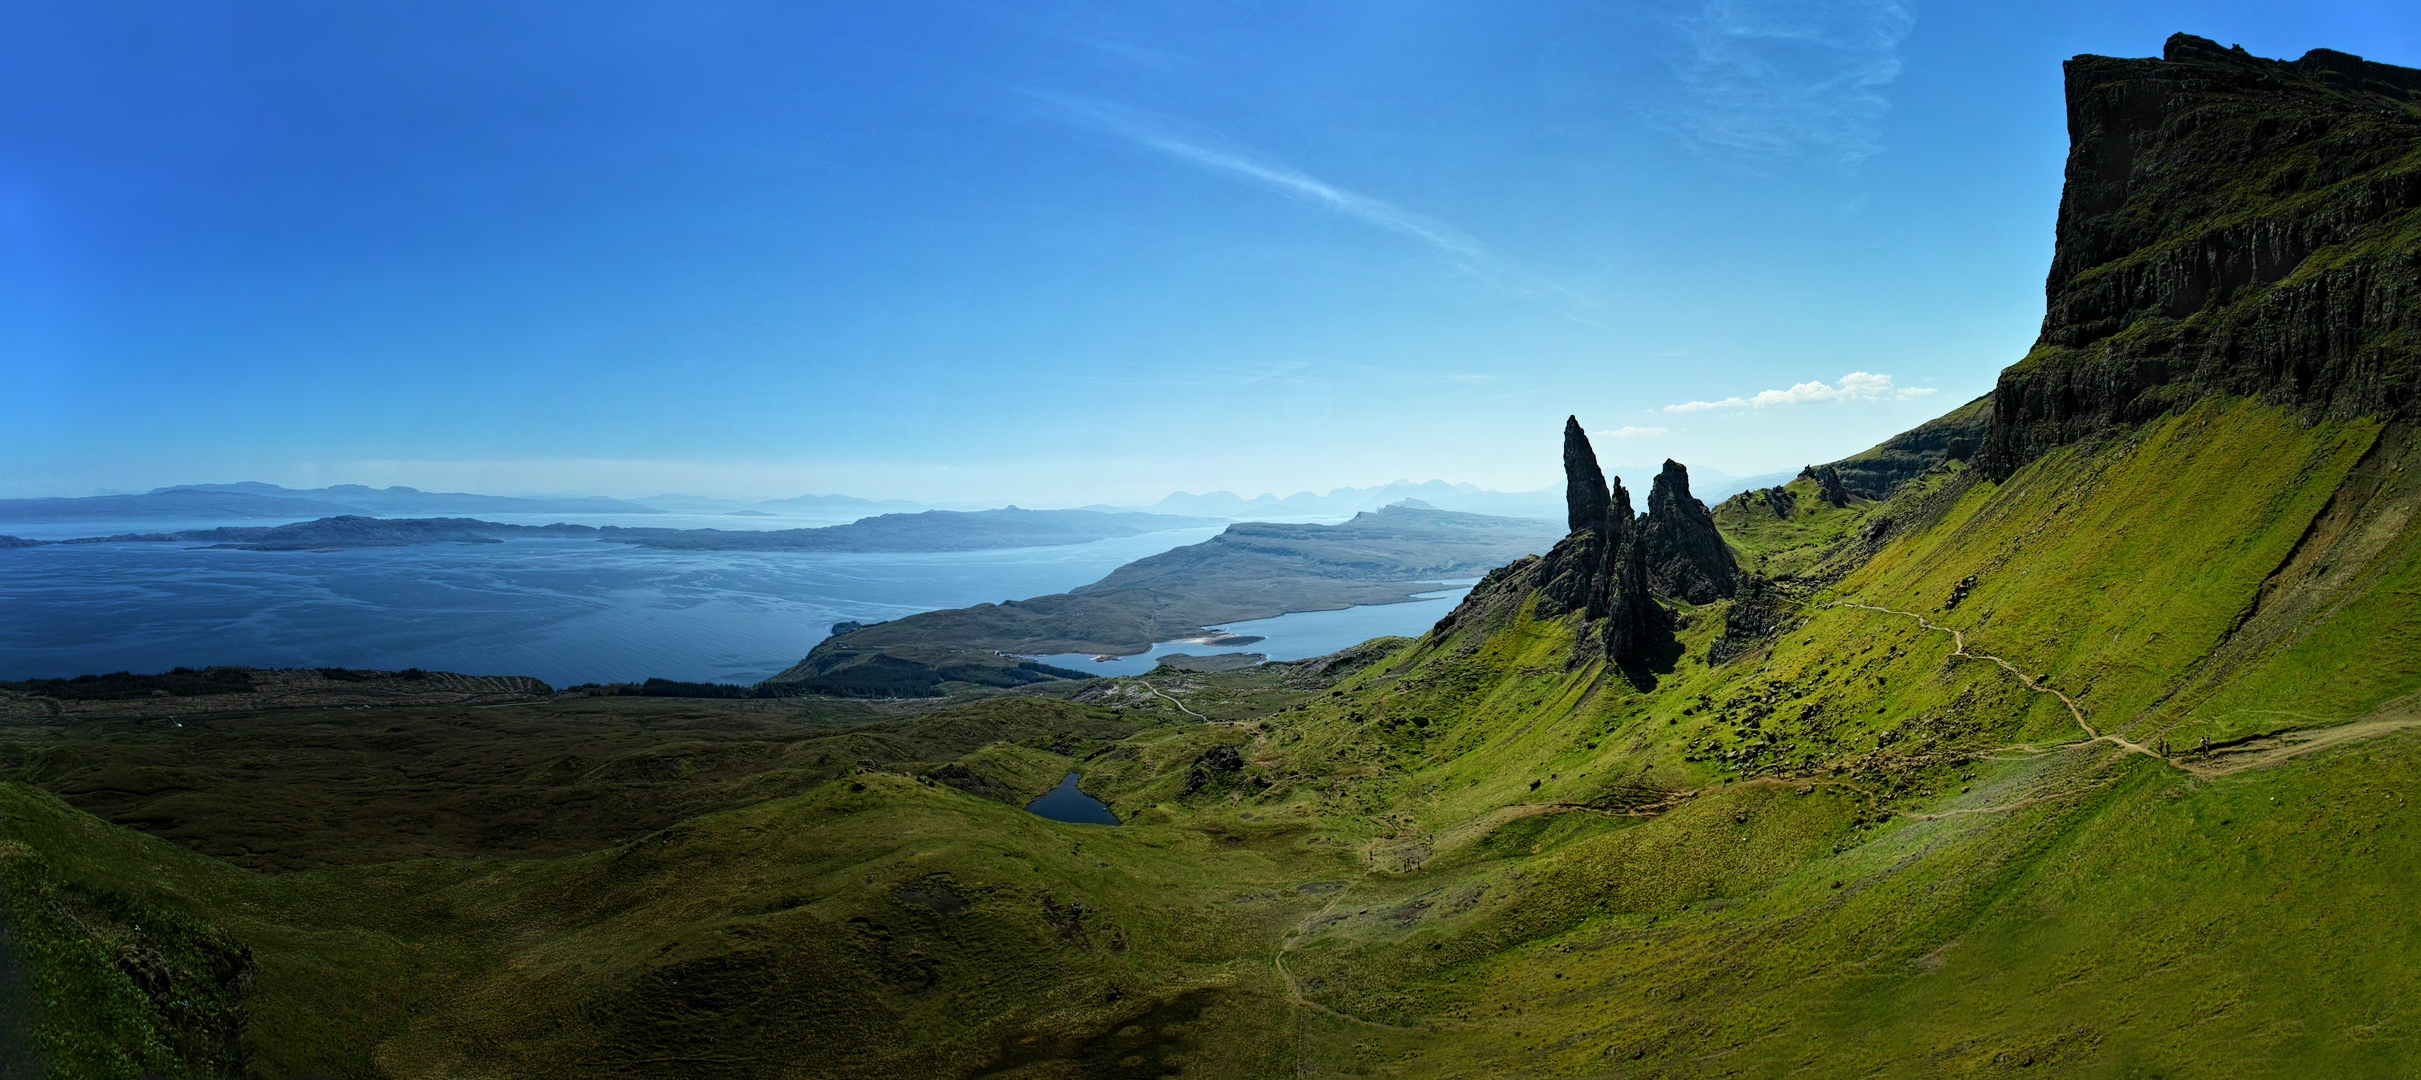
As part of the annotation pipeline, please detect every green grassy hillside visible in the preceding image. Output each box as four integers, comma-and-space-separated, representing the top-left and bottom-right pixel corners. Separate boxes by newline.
5, 396, 2420, 1078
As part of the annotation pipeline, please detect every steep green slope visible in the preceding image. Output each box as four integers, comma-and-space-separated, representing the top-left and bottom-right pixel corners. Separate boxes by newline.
1256, 392, 2421, 1077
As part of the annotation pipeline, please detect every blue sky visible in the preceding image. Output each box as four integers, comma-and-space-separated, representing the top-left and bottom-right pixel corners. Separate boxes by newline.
4, 1, 2414, 502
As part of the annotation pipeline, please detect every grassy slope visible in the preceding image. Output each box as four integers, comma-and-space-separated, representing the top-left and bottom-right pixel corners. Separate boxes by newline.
6, 396, 2420, 1077
1288, 396, 2421, 1077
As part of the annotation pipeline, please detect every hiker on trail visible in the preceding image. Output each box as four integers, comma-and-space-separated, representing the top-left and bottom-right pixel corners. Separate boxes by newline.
2200, 736, 2210, 754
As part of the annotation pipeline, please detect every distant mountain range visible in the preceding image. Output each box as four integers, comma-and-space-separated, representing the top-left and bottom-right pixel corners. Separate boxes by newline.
1126, 470, 1793, 520
7, 507, 1222, 554
629, 492, 931, 518
0, 483, 664, 523
597, 508, 1222, 552
0, 473, 1801, 531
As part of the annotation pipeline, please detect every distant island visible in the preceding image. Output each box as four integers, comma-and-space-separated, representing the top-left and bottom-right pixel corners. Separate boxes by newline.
0, 482, 667, 522
0, 506, 1224, 554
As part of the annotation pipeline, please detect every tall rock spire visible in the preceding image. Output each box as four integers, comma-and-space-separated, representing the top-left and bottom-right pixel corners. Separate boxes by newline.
1642, 459, 1742, 604
1603, 477, 1656, 665
1563, 416, 1610, 536
1539, 416, 1613, 619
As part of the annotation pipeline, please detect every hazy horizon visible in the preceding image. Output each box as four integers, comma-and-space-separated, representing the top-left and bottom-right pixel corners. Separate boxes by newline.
13, 462, 1788, 509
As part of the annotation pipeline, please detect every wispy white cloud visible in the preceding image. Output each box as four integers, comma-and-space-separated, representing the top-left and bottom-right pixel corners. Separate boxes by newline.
1600, 426, 1670, 438
1032, 92, 1486, 261
1663, 371, 1933, 412
1663, 0, 1915, 163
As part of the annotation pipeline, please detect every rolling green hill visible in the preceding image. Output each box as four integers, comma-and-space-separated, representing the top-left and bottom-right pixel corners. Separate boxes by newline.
4, 33, 2421, 1079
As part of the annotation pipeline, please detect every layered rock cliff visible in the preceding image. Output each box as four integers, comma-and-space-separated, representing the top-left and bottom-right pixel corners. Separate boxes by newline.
1981, 33, 2421, 477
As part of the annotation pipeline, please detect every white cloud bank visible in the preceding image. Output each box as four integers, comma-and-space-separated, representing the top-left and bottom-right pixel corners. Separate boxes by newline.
1662, 371, 1934, 412
1599, 426, 1670, 438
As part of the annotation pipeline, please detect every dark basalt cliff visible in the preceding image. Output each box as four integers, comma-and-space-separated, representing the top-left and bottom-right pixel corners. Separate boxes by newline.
1981, 33, 2421, 477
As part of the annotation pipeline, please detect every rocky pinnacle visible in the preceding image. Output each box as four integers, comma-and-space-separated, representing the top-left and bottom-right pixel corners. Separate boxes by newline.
1563, 416, 1611, 536
1603, 477, 1656, 665
1643, 460, 1742, 605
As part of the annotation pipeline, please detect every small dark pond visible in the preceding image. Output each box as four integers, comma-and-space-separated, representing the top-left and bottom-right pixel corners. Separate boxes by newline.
1026, 772, 1121, 825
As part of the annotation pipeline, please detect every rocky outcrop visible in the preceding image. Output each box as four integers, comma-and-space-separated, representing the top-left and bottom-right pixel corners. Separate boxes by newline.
1981, 34, 2421, 479
1534, 530, 1609, 621
1443, 419, 1689, 667
1640, 460, 1742, 604
1709, 575, 1799, 665
1180, 743, 1245, 795
1525, 419, 1660, 664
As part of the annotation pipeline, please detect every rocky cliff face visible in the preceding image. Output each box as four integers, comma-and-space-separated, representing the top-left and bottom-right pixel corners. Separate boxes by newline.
1981, 33, 2421, 478
1641, 460, 1741, 604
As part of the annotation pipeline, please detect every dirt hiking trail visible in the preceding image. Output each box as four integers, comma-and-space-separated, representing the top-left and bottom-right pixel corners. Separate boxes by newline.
1834, 601, 2421, 779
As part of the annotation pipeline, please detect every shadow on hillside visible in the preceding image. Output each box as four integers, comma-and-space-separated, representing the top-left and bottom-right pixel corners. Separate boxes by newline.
0, 912, 31, 1080
1606, 621, 1689, 693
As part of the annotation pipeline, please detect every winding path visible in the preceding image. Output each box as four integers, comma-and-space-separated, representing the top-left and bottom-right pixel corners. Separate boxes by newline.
1140, 681, 1206, 720
1832, 602, 2170, 765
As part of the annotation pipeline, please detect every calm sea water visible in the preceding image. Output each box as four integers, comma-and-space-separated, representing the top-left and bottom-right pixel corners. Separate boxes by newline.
1022, 585, 1475, 676
0, 529, 1230, 686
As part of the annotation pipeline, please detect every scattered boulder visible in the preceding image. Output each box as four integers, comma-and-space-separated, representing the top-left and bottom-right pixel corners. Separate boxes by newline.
1943, 575, 1978, 611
